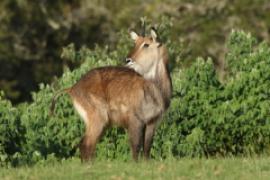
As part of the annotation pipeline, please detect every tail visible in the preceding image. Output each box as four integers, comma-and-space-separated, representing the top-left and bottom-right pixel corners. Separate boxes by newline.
49, 88, 71, 116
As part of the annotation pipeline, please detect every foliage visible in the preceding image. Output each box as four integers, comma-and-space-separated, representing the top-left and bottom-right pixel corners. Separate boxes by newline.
164, 30, 270, 157
0, 92, 23, 166
1, 0, 270, 103
1, 26, 270, 166
0, 0, 113, 102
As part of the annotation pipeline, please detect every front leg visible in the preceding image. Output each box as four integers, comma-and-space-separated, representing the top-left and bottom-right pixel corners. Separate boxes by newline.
127, 121, 145, 161
143, 122, 156, 159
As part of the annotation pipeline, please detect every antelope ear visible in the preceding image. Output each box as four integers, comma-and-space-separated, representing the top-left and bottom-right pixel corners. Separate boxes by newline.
130, 31, 139, 41
150, 28, 157, 42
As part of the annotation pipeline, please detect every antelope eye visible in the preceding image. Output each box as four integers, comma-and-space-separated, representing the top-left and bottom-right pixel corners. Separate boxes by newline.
143, 43, 149, 48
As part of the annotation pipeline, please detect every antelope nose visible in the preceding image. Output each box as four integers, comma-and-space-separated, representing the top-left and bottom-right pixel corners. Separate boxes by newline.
125, 58, 132, 63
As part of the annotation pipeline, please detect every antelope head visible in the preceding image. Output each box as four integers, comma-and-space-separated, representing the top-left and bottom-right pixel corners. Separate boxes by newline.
126, 29, 168, 80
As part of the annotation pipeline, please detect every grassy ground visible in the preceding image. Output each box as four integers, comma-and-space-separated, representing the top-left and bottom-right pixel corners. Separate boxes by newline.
1, 157, 270, 180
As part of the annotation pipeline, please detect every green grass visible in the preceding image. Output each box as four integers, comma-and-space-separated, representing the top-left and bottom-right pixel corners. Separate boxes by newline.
1, 157, 270, 180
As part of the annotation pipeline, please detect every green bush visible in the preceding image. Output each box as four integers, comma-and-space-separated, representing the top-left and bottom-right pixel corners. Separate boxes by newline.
1, 27, 270, 166
0, 92, 24, 166
163, 30, 270, 157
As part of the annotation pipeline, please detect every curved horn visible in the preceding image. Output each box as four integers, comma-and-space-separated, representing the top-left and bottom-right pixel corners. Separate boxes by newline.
140, 17, 146, 37
151, 27, 157, 37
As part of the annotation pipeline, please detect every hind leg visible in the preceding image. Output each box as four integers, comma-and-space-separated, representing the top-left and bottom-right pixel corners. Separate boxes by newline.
79, 113, 106, 162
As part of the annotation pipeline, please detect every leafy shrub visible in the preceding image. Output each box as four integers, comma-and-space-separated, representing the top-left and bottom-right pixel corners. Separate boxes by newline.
1, 25, 270, 166
163, 30, 270, 157
0, 92, 24, 166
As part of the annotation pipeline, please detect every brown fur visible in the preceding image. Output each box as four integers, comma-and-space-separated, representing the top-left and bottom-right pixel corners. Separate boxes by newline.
50, 30, 172, 162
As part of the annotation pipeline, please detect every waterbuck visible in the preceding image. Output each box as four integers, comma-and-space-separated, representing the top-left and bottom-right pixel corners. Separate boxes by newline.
50, 28, 172, 161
